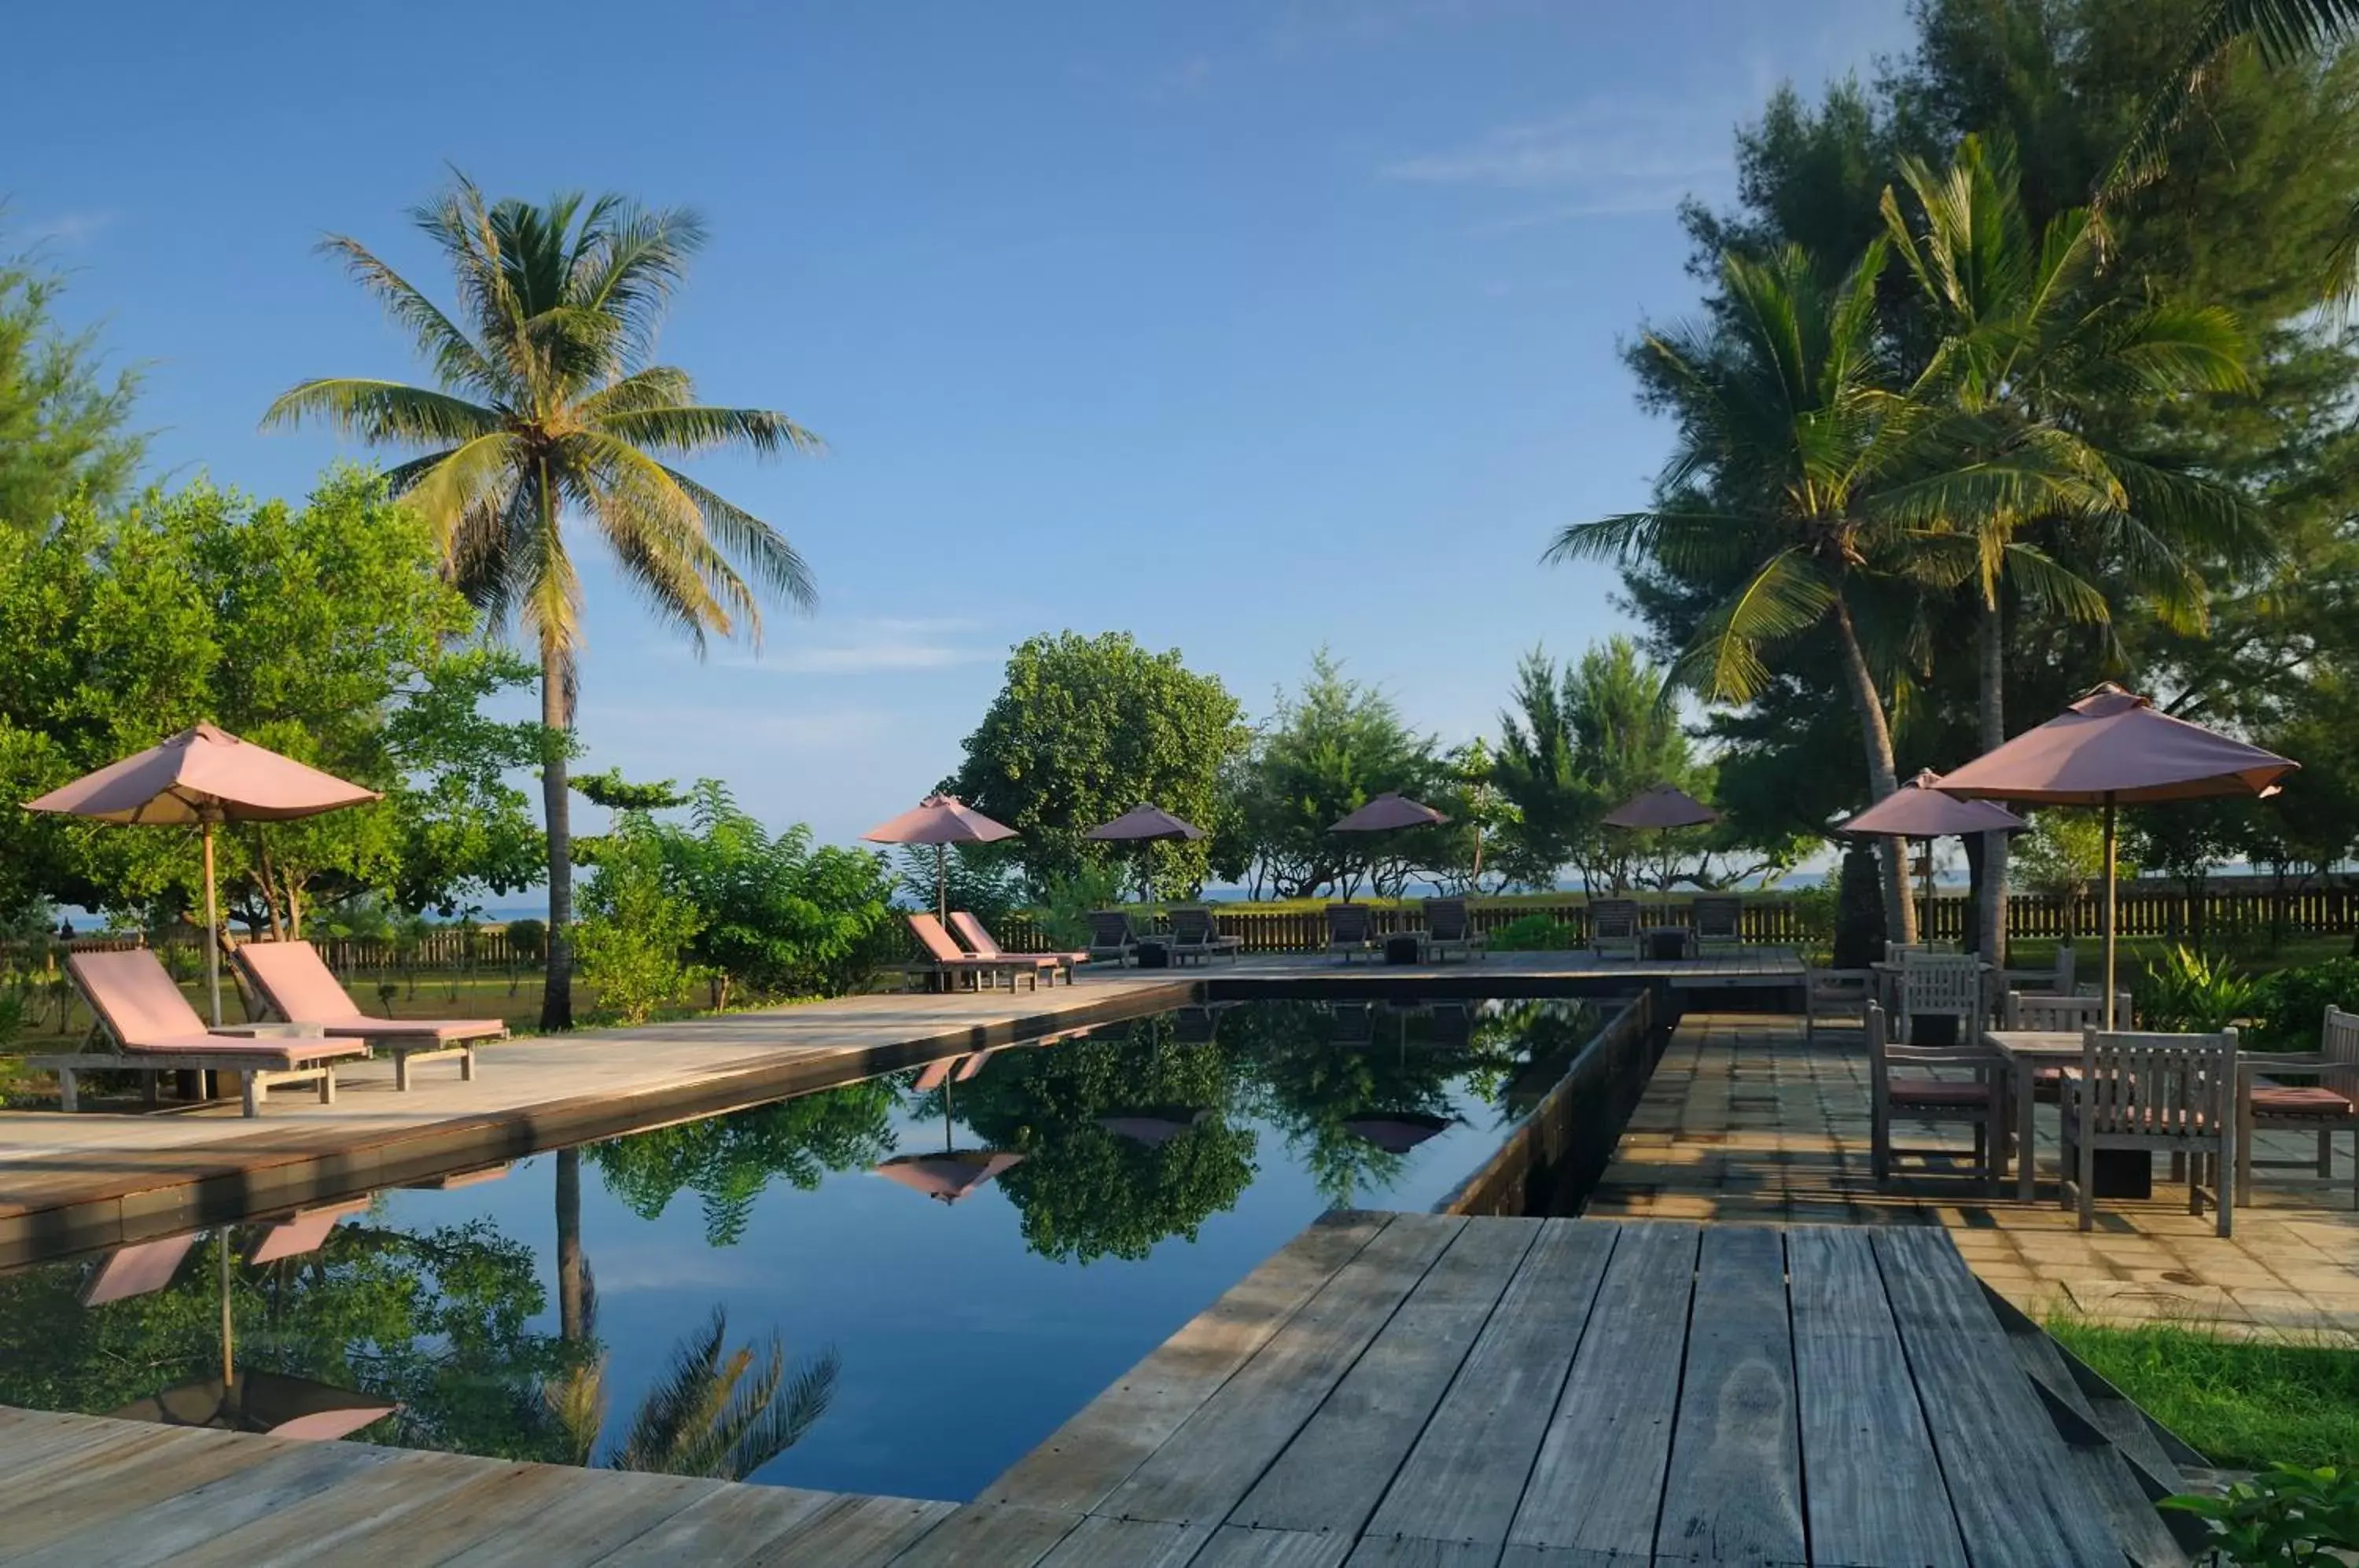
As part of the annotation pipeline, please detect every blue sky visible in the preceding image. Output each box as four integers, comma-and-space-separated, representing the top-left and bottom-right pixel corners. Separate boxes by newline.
12, 0, 1916, 852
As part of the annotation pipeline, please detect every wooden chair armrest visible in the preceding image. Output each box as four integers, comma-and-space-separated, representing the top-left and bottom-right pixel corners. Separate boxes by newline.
2237, 1053, 2330, 1077
1883, 1047, 2004, 1067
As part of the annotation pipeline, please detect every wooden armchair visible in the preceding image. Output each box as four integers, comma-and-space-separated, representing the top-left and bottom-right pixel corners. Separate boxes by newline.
2236, 1004, 2358, 1206
1691, 896, 1743, 952
1588, 898, 1639, 959
1867, 1002, 2005, 1191
1898, 950, 1984, 1046
2062, 1029, 2237, 1235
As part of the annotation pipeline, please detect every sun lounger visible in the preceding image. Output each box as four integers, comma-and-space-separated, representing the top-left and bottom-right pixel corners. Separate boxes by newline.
1588, 898, 1640, 959
949, 911, 1082, 983
1326, 903, 1375, 963
1168, 906, 1243, 965
907, 913, 1053, 991
235, 939, 505, 1089
1087, 910, 1143, 967
39, 949, 368, 1116
1423, 899, 1486, 963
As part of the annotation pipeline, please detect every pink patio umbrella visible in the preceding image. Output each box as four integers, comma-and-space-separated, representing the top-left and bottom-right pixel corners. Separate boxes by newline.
874, 1077, 1025, 1205
861, 794, 1018, 922
1837, 769, 2026, 915
1935, 685, 2298, 1025
1330, 793, 1450, 833
1341, 1111, 1457, 1154
23, 723, 381, 1025
1602, 784, 1721, 830
1086, 803, 1206, 902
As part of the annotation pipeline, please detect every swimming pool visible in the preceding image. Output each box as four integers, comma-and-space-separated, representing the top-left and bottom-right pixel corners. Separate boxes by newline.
0, 996, 1605, 1501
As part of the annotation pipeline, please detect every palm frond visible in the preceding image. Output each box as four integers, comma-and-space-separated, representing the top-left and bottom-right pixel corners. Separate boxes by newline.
597, 403, 824, 458
395, 432, 525, 550
1543, 510, 1757, 576
313, 235, 505, 400
2106, 0, 2359, 195
542, 1355, 609, 1468
1675, 549, 1835, 705
661, 466, 819, 616
259, 379, 500, 446
2000, 541, 2112, 624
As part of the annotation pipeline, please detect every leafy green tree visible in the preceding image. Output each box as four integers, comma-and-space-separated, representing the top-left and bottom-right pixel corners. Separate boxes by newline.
2014, 810, 2112, 941
944, 631, 1248, 896
1224, 1002, 1467, 1208
0, 230, 144, 532
572, 818, 702, 1024
1235, 650, 1441, 899
946, 1026, 1256, 1264
591, 1079, 897, 1246
0, 471, 545, 929
265, 174, 820, 1031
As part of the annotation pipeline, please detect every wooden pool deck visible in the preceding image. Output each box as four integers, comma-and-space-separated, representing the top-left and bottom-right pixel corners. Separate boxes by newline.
0, 951, 1796, 1267
0, 1213, 2197, 1566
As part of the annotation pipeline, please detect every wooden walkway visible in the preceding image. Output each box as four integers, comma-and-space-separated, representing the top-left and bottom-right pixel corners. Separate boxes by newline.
0, 952, 1798, 1268
0, 1213, 2194, 1566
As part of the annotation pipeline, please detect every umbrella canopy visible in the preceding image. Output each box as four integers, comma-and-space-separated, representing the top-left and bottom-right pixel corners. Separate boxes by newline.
1603, 784, 1721, 830
1937, 686, 2298, 1025
861, 795, 1018, 922
1341, 1111, 1456, 1154
1839, 770, 2026, 838
1097, 1108, 1210, 1147
24, 723, 381, 823
1330, 793, 1449, 832
110, 1368, 399, 1442
24, 724, 380, 1025
1084, 803, 1205, 842
1934, 686, 2296, 805
874, 1150, 1025, 1204
1086, 804, 1206, 903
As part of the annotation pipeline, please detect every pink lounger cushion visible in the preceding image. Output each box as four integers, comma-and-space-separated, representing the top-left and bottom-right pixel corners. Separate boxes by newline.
1886, 1078, 1991, 1106
237, 940, 504, 1040
65, 949, 366, 1061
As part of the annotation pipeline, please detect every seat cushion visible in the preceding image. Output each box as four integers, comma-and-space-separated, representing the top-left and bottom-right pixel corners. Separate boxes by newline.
2251, 1084, 2356, 1118
1887, 1077, 1989, 1106
315, 1016, 505, 1043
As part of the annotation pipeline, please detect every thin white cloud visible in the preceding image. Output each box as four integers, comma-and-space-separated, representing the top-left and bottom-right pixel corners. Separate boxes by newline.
650, 618, 998, 677
20, 210, 115, 247
1383, 102, 1728, 208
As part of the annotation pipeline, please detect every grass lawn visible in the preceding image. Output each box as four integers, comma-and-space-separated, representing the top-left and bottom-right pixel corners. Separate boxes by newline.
2048, 1315, 2359, 1470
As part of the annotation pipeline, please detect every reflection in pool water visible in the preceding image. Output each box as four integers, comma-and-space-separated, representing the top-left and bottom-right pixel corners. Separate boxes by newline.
0, 996, 1601, 1501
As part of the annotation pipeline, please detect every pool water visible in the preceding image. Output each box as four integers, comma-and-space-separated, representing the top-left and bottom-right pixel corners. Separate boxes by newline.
0, 996, 1600, 1501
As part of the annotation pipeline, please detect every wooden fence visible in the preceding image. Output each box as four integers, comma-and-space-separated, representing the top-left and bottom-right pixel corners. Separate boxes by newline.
8, 881, 2350, 974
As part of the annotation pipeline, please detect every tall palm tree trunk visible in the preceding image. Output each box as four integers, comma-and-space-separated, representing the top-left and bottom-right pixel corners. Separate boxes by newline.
540, 629, 575, 1032
1977, 598, 2009, 966
556, 1147, 586, 1342
1831, 595, 1918, 942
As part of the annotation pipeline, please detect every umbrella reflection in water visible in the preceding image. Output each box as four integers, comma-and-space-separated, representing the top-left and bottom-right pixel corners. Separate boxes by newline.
874, 1077, 1025, 1205
1341, 1112, 1458, 1155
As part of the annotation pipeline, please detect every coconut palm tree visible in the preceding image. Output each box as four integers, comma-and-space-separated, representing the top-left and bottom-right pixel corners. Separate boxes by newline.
2116, 0, 2359, 195
545, 1304, 837, 1481
1880, 134, 2258, 960
1547, 242, 2116, 939
263, 175, 818, 1029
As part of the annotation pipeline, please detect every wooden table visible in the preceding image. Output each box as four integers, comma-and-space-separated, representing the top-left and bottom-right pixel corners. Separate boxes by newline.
1985, 1029, 2083, 1202
1639, 925, 1692, 961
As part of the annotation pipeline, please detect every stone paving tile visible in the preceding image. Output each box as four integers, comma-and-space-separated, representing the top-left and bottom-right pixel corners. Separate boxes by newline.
1584, 1011, 2359, 1342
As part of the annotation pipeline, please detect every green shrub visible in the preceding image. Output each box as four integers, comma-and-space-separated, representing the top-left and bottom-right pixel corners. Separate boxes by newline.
2248, 959, 2359, 1052
2139, 945, 2261, 1033
2165, 1464, 2359, 1566
503, 917, 547, 962
1489, 913, 1577, 951
574, 825, 702, 1024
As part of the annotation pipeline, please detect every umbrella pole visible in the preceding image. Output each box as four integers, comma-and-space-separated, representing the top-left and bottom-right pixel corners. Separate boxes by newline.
1921, 837, 1934, 939
201, 818, 223, 1027
219, 1229, 234, 1389
2101, 795, 2118, 1030
937, 843, 948, 925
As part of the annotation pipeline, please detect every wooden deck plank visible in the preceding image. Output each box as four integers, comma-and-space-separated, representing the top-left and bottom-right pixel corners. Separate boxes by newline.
1100, 1213, 1465, 1526
879, 1502, 1080, 1567
746, 1494, 962, 1567
584, 1480, 843, 1566
1507, 1220, 1700, 1559
1034, 1515, 1213, 1567
1871, 1227, 2130, 1568
1785, 1227, 1967, 1568
1361, 1220, 1617, 1549
434, 1469, 729, 1566
1654, 1224, 1805, 1566
0, 1426, 297, 1561
1232, 1216, 1539, 1535
987, 1212, 1390, 1512
4, 1439, 399, 1568
1344, 1537, 1505, 1566
156, 1446, 522, 1568
1188, 1524, 1355, 1567
0, 1417, 230, 1508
